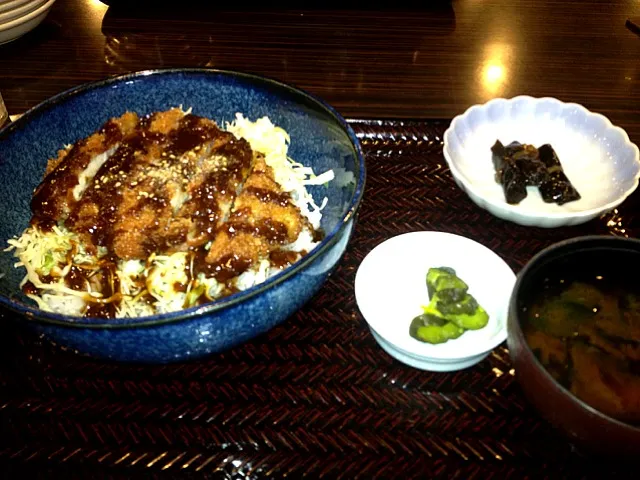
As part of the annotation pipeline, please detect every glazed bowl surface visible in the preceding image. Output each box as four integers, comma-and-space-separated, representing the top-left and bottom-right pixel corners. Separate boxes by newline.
0, 68, 365, 363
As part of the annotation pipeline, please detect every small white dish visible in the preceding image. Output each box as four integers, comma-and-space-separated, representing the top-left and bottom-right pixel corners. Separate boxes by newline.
443, 96, 640, 228
355, 231, 516, 372
0, 0, 54, 45
0, 0, 38, 15
0, 0, 46, 23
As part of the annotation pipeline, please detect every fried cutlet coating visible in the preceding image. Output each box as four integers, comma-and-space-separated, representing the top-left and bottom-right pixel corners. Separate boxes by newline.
32, 112, 139, 224
32, 109, 311, 285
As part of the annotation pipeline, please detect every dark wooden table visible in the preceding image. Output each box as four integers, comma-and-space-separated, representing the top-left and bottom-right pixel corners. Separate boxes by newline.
1, 1, 639, 139
1, 2, 640, 479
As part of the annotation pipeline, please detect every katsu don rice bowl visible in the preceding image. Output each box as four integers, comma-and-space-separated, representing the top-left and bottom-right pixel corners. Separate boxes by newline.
0, 69, 365, 363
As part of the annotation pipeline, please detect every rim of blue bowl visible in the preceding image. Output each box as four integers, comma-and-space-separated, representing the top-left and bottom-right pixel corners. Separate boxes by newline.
0, 68, 366, 329
510, 234, 640, 433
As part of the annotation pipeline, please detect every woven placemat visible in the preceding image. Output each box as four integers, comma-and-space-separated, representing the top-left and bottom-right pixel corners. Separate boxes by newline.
0, 120, 637, 479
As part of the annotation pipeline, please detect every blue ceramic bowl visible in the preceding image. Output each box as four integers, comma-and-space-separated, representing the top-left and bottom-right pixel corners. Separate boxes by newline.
0, 69, 365, 363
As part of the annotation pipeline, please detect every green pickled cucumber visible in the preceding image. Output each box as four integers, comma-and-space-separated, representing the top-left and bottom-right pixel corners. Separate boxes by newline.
426, 267, 457, 298
410, 313, 465, 344
410, 267, 491, 344
443, 304, 490, 330
435, 292, 478, 315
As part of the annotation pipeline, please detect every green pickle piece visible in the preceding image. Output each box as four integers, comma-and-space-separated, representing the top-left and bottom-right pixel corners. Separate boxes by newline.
413, 322, 465, 344
411, 266, 490, 343
409, 313, 445, 339
444, 304, 490, 330
442, 322, 465, 339
434, 274, 468, 301
413, 313, 447, 327
435, 292, 479, 315
409, 313, 464, 344
426, 267, 456, 298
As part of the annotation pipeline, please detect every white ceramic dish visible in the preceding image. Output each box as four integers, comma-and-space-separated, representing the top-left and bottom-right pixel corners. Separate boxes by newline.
355, 231, 516, 372
0, 0, 46, 23
0, 0, 37, 15
0, 0, 54, 45
443, 96, 640, 228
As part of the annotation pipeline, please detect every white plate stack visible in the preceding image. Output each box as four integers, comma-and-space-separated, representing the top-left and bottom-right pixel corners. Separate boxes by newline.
0, 0, 56, 45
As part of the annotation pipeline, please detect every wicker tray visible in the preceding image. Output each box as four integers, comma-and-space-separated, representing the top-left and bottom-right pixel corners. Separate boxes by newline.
0, 120, 637, 479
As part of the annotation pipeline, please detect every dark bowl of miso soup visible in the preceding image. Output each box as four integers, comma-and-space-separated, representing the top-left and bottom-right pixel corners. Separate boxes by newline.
508, 235, 640, 455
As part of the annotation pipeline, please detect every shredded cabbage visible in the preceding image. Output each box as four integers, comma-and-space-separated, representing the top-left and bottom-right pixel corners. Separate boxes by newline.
227, 114, 334, 229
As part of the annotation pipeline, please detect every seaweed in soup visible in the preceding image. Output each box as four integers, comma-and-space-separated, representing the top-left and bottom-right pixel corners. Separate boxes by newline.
525, 276, 640, 425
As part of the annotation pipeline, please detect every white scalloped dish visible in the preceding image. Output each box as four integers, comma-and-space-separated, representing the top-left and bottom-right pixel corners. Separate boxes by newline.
443, 96, 640, 228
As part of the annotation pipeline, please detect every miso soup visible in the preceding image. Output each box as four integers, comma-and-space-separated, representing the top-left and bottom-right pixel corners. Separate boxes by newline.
524, 266, 640, 425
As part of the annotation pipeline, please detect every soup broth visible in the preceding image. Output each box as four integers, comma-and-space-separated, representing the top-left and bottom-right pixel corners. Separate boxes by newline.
524, 266, 640, 425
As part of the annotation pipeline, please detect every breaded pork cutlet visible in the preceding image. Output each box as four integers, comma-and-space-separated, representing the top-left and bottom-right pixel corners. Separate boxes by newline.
31, 111, 139, 227
201, 154, 308, 280
34, 109, 254, 260
96, 111, 252, 260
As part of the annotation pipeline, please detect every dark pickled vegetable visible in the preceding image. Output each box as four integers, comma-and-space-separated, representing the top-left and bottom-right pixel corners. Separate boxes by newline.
500, 162, 528, 204
410, 267, 490, 344
495, 141, 548, 186
537, 144, 581, 205
515, 157, 548, 186
491, 140, 507, 174
491, 140, 580, 206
